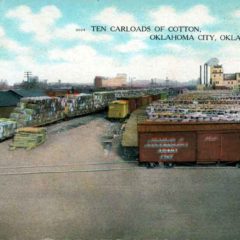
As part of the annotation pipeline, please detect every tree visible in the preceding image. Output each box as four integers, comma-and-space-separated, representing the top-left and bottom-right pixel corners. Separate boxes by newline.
0, 80, 9, 90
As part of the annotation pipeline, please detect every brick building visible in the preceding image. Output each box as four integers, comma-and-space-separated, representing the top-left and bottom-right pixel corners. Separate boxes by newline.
94, 74, 127, 88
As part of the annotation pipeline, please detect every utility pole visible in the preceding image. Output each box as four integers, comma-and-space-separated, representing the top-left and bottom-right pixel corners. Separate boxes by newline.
151, 78, 154, 87
131, 77, 136, 89
129, 77, 135, 89
24, 71, 32, 82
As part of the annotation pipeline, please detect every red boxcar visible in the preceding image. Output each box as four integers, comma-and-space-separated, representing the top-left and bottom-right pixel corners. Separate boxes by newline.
138, 122, 240, 165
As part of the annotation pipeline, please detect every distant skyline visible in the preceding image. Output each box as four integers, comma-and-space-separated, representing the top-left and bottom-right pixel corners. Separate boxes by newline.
0, 0, 240, 84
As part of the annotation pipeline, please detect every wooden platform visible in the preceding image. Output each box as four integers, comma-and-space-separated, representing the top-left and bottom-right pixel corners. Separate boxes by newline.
121, 108, 147, 147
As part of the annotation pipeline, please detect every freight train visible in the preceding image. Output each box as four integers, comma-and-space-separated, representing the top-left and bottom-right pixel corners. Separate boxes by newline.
9, 91, 116, 128
6, 88, 166, 128
108, 92, 168, 119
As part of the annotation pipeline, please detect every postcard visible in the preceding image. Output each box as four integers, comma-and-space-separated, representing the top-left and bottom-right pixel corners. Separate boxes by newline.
0, 1, 240, 240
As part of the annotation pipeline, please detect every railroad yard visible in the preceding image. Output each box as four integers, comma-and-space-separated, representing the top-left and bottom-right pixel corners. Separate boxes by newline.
0, 89, 240, 239
0, 112, 240, 240
2, 0, 240, 236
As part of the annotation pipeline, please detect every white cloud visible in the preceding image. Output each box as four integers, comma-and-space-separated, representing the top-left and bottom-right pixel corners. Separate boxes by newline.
94, 7, 151, 41
3, 44, 240, 85
44, 44, 120, 82
115, 39, 148, 53
2, 39, 30, 54
94, 7, 138, 26
123, 55, 201, 81
48, 45, 98, 63
1, 43, 202, 84
234, 10, 240, 18
15, 55, 35, 68
0, 26, 31, 54
150, 5, 216, 26
6, 5, 112, 43
164, 43, 187, 52
0, 61, 22, 83
6, 5, 61, 43
0, 26, 5, 37
0, 26, 34, 83
221, 43, 240, 57
217, 42, 240, 73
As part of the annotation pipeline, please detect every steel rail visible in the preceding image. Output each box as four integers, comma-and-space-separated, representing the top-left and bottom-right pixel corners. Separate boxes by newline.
0, 161, 138, 170
0, 167, 139, 176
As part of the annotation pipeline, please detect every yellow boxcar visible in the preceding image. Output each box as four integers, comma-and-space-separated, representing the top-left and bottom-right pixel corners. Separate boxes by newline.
108, 100, 129, 119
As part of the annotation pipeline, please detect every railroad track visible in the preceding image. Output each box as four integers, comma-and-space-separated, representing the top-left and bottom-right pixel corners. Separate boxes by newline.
0, 161, 238, 176
47, 112, 106, 134
0, 161, 139, 176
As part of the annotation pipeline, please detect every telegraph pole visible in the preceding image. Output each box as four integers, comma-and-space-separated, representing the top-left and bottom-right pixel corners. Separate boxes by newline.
129, 77, 135, 89
24, 71, 32, 82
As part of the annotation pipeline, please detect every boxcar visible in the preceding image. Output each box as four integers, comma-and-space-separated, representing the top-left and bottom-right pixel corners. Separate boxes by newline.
108, 100, 129, 119
138, 121, 240, 167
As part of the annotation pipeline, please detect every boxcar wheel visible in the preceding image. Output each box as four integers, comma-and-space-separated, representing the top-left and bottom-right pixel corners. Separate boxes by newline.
164, 162, 174, 168
146, 162, 156, 168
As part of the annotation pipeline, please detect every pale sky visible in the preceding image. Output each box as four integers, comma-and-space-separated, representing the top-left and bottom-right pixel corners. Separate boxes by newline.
0, 0, 240, 84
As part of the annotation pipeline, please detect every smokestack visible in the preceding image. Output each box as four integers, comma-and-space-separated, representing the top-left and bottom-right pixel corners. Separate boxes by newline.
206, 65, 208, 85
203, 64, 206, 85
200, 65, 202, 84
204, 63, 208, 86
204, 58, 219, 86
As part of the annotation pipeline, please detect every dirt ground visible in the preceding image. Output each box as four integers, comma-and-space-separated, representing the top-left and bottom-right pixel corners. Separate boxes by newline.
0, 115, 240, 240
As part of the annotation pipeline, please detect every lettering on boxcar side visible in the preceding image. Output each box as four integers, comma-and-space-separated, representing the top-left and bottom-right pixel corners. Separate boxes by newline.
204, 136, 219, 142
144, 137, 190, 160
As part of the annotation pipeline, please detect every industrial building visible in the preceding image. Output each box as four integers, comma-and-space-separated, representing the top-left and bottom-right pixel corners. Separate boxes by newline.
210, 65, 240, 89
94, 73, 127, 88
199, 58, 240, 90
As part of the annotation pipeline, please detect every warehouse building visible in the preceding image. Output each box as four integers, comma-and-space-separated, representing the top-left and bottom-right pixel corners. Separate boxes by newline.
210, 65, 240, 89
0, 91, 19, 117
94, 74, 127, 88
8, 89, 47, 98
